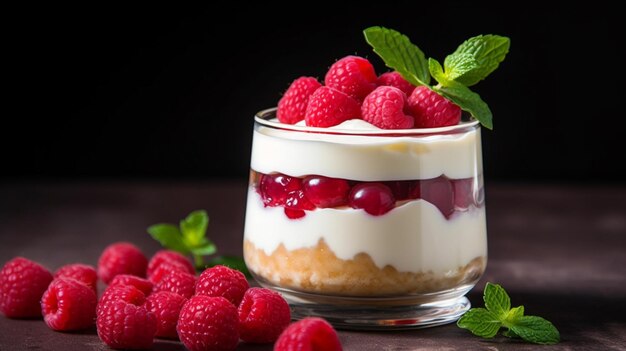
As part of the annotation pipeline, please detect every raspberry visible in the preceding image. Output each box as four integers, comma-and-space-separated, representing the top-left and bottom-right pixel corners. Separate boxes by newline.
324, 55, 377, 101
277, 76, 322, 124
303, 175, 350, 208
97, 242, 148, 284
238, 287, 291, 343
41, 278, 97, 331
414, 176, 455, 218
108, 274, 153, 296
144, 291, 187, 339
177, 295, 239, 351
148, 260, 192, 284
361, 86, 414, 129
146, 250, 195, 279
154, 270, 196, 299
258, 173, 302, 207
0, 257, 53, 318
97, 284, 146, 317
407, 86, 461, 128
304, 86, 361, 128
54, 263, 98, 296
377, 71, 416, 96
349, 182, 395, 216
96, 299, 157, 350
274, 317, 342, 351
195, 265, 249, 306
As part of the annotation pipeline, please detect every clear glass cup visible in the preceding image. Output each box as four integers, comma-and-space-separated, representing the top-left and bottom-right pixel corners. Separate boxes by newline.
243, 108, 487, 330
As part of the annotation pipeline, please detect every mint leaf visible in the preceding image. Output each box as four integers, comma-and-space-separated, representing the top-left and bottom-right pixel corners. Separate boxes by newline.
502, 329, 520, 338
190, 243, 217, 256
484, 282, 511, 319
435, 83, 493, 129
506, 305, 525, 323
364, 26, 430, 86
444, 34, 510, 86
147, 224, 188, 253
457, 308, 501, 338
428, 58, 450, 86
458, 282, 560, 345
180, 210, 208, 246
207, 255, 251, 278
509, 316, 560, 345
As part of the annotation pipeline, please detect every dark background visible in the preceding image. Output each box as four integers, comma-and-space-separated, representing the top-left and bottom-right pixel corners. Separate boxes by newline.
3, 2, 624, 183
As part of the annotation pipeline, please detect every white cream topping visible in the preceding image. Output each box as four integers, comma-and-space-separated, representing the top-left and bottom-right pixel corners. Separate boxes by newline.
250, 120, 483, 181
243, 190, 487, 275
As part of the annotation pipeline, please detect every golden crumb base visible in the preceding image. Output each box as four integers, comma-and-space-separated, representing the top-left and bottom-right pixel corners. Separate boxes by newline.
244, 239, 485, 297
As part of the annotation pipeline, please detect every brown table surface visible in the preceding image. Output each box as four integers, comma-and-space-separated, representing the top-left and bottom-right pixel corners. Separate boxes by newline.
0, 181, 624, 351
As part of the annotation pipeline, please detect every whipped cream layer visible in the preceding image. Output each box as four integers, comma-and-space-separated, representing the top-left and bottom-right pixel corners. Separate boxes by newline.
244, 190, 487, 274
250, 119, 483, 181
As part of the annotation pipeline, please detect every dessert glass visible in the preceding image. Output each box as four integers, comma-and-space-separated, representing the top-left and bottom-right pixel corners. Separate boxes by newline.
243, 108, 487, 329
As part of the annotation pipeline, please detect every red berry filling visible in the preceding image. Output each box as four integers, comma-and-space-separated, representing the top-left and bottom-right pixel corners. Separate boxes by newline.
253, 171, 480, 219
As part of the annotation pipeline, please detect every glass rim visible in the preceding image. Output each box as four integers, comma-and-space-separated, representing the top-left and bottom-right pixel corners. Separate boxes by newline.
255, 107, 480, 136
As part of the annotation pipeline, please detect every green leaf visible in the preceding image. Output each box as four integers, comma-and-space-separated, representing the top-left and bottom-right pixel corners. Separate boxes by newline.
435, 83, 493, 129
502, 329, 520, 338
363, 26, 430, 86
180, 210, 209, 245
147, 224, 188, 253
509, 316, 560, 345
506, 305, 525, 323
428, 58, 450, 86
190, 242, 217, 256
206, 255, 252, 278
457, 308, 502, 338
444, 34, 510, 86
483, 282, 511, 319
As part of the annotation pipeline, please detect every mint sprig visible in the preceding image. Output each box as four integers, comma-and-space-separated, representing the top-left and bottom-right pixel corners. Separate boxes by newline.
457, 283, 560, 345
147, 210, 250, 277
363, 27, 510, 130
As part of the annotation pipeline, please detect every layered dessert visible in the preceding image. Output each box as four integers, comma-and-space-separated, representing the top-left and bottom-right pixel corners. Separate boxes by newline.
243, 29, 508, 304
243, 114, 487, 297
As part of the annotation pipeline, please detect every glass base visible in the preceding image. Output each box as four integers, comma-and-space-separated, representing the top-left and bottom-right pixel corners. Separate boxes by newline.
277, 288, 472, 330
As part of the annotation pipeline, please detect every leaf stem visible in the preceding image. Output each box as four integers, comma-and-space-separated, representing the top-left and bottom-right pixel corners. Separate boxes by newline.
193, 254, 204, 270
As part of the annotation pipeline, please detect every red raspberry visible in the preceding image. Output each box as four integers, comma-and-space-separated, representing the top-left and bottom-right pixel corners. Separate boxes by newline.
0, 257, 53, 318
377, 71, 416, 96
324, 55, 377, 101
97, 242, 148, 284
407, 86, 461, 128
108, 274, 154, 296
54, 263, 98, 296
96, 299, 157, 350
97, 284, 146, 317
361, 86, 414, 129
304, 86, 361, 128
349, 182, 396, 216
238, 287, 291, 343
177, 295, 239, 351
277, 76, 322, 124
148, 260, 192, 284
195, 265, 249, 306
146, 250, 195, 279
258, 173, 303, 207
41, 278, 97, 331
154, 270, 196, 299
274, 317, 342, 351
303, 175, 350, 208
144, 291, 187, 339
